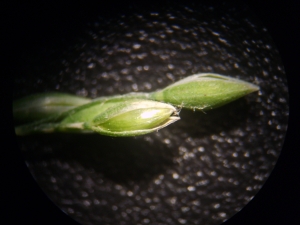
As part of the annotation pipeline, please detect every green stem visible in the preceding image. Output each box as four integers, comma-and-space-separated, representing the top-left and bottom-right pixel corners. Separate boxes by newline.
13, 92, 91, 123
13, 73, 259, 137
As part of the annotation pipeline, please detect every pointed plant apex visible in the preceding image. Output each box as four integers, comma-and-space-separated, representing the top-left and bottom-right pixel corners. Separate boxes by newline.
150, 73, 259, 110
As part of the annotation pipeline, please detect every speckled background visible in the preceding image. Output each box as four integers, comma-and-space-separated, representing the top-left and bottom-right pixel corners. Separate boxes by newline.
14, 2, 289, 225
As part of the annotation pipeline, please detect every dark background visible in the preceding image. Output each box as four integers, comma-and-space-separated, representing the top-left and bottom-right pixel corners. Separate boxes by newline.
3, 0, 299, 225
